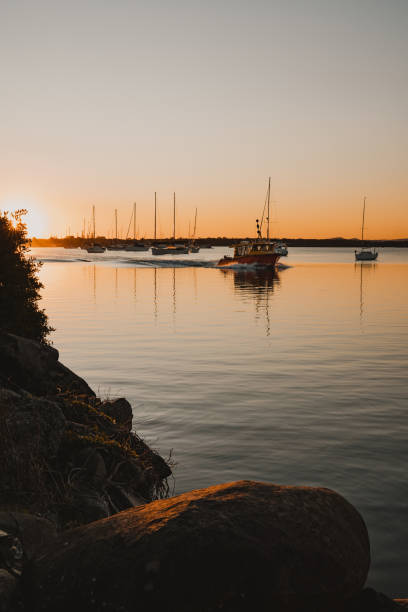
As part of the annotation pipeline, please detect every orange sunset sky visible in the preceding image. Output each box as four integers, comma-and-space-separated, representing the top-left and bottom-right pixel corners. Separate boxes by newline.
1, 0, 407, 239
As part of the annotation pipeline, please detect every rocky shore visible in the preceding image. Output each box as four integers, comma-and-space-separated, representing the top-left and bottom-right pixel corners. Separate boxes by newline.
0, 333, 406, 611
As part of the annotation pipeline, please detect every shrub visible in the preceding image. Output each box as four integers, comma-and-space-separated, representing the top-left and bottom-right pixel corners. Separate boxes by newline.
0, 209, 53, 343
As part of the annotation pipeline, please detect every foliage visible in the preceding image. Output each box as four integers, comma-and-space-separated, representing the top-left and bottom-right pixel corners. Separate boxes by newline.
0, 209, 53, 343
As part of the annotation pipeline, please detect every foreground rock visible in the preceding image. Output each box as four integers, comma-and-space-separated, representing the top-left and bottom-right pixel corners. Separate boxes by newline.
0, 333, 172, 528
0, 332, 94, 397
25, 480, 370, 612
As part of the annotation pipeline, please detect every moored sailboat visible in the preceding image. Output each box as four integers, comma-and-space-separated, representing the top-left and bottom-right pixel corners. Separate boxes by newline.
151, 193, 189, 255
355, 197, 378, 261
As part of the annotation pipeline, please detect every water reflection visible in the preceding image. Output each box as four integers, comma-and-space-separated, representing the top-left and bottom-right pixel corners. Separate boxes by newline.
219, 268, 281, 336
355, 262, 377, 330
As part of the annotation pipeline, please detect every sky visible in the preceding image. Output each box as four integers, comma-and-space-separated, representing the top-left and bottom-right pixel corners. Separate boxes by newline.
0, 0, 407, 238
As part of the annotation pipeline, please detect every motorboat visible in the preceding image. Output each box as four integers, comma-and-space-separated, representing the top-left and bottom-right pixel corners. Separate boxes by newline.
218, 178, 280, 268
218, 239, 280, 267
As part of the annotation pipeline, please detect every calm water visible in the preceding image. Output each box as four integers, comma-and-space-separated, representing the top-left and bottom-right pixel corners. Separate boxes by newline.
34, 247, 408, 596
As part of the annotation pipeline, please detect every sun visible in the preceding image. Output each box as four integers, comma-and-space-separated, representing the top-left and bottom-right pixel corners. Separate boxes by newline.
3, 202, 50, 238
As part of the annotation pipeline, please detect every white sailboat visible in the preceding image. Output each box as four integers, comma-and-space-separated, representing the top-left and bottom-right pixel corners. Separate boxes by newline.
152, 193, 189, 255
355, 197, 378, 261
189, 208, 200, 253
86, 206, 106, 253
125, 202, 149, 251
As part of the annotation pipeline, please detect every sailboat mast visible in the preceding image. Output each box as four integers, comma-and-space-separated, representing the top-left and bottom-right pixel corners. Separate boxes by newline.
154, 192, 157, 241
267, 177, 271, 241
115, 209, 118, 241
361, 196, 366, 242
133, 202, 136, 240
92, 205, 96, 239
193, 208, 197, 238
173, 192, 176, 241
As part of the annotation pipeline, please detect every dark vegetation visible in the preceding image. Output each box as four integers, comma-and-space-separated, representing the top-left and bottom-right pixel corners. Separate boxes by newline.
0, 210, 53, 343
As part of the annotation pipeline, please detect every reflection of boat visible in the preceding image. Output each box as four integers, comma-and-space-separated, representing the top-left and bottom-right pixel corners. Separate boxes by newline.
218, 178, 280, 268
274, 241, 288, 256
219, 267, 280, 336
229, 267, 280, 292
86, 243, 106, 253
355, 197, 378, 261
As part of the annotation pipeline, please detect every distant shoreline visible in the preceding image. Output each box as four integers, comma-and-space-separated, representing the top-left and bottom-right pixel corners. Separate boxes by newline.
31, 237, 408, 248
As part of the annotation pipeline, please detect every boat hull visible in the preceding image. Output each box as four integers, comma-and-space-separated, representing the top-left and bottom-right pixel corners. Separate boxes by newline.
217, 253, 280, 267
355, 251, 378, 261
152, 247, 189, 255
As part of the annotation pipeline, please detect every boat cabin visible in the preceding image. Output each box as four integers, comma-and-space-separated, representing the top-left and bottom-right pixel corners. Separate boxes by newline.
233, 240, 276, 257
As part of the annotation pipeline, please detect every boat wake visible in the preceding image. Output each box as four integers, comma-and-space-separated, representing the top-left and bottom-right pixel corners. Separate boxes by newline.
119, 258, 218, 268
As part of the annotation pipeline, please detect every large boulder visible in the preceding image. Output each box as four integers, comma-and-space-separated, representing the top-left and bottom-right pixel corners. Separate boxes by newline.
24, 480, 370, 612
0, 332, 94, 397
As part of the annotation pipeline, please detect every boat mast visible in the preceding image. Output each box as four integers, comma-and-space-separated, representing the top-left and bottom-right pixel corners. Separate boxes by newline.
92, 205, 96, 240
154, 192, 157, 241
173, 192, 176, 241
267, 177, 271, 241
193, 208, 197, 239
133, 202, 136, 240
115, 209, 118, 241
361, 196, 366, 243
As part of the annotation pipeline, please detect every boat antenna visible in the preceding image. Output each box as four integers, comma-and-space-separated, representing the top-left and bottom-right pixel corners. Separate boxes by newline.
361, 196, 366, 243
256, 218, 262, 239
133, 202, 136, 240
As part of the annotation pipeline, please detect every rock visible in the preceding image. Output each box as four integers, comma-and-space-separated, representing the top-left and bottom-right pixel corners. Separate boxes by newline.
0, 390, 66, 510
0, 569, 18, 612
24, 480, 370, 612
0, 391, 66, 459
0, 332, 94, 397
101, 398, 133, 430
0, 513, 56, 563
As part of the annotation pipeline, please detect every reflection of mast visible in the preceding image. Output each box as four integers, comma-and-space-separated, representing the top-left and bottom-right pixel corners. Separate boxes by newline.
153, 268, 158, 322
359, 263, 363, 325
92, 264, 96, 300
172, 267, 176, 316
